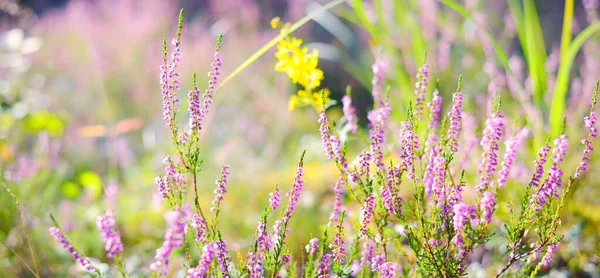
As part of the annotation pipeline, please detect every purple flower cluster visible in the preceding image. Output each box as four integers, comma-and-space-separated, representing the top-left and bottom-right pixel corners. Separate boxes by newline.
159, 48, 179, 130
497, 128, 529, 188
150, 207, 190, 274
216, 240, 230, 277
197, 52, 222, 134
319, 108, 334, 159
317, 253, 332, 277
454, 233, 465, 260
368, 106, 390, 170
371, 58, 387, 107
156, 156, 186, 199
360, 240, 375, 267
535, 135, 569, 208
425, 90, 443, 150
531, 144, 552, 188
328, 177, 344, 226
49, 227, 96, 272
575, 109, 598, 178
432, 148, 447, 205
191, 214, 207, 243
414, 63, 430, 120
539, 242, 559, 267
306, 238, 320, 257
210, 165, 231, 212
273, 164, 305, 242
476, 112, 504, 192
188, 83, 202, 132
360, 193, 375, 237
342, 95, 358, 134
331, 135, 346, 170
96, 211, 124, 258
187, 242, 217, 278
480, 191, 496, 224
330, 221, 346, 264
381, 166, 401, 215
269, 188, 281, 211
399, 120, 419, 181
371, 253, 386, 272
452, 202, 477, 231
247, 252, 262, 278
446, 91, 465, 153
358, 151, 372, 179
379, 261, 402, 278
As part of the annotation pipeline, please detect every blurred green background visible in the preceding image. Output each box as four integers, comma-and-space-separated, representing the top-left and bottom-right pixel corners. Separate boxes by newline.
1, 0, 599, 276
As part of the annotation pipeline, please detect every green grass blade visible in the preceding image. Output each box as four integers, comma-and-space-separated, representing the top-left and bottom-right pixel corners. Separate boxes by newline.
217, 0, 346, 90
438, 0, 511, 71
351, 0, 378, 40
523, 0, 548, 108
550, 22, 600, 136
507, 0, 528, 57
560, 0, 574, 61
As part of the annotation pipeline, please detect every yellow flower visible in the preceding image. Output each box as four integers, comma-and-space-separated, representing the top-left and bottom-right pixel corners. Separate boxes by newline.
270, 17, 281, 29
273, 20, 327, 111
274, 37, 324, 91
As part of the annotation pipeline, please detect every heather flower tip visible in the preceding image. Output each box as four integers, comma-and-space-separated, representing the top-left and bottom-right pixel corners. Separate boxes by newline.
176, 9, 184, 44
216, 33, 223, 52
162, 38, 168, 60
457, 74, 463, 92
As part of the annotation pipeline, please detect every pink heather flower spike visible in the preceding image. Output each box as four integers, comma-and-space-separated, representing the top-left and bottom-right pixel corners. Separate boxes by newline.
187, 242, 217, 278
480, 191, 496, 224
215, 240, 231, 277
273, 152, 306, 242
360, 193, 375, 237
342, 94, 358, 134
531, 144, 552, 189
371, 58, 387, 107
150, 207, 190, 274
497, 128, 529, 188
49, 227, 97, 272
210, 165, 231, 212
317, 253, 333, 277
188, 73, 202, 132
476, 112, 504, 192
575, 82, 598, 178
196, 33, 224, 134
371, 253, 386, 273
328, 177, 344, 227
368, 106, 390, 171
306, 238, 319, 257
329, 214, 346, 264
331, 135, 347, 171
268, 188, 281, 211
414, 63, 430, 121
399, 120, 420, 181
191, 214, 207, 243
452, 202, 477, 232
446, 76, 465, 153
534, 135, 569, 208
319, 107, 334, 159
432, 147, 447, 206
96, 211, 124, 258
539, 242, 559, 267
425, 89, 443, 151
360, 240, 375, 267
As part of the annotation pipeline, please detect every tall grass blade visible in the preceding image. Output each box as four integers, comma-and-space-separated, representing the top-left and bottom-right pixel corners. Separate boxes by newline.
550, 22, 600, 136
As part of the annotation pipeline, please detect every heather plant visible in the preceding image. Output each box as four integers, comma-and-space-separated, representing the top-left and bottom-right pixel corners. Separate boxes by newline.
37, 9, 600, 277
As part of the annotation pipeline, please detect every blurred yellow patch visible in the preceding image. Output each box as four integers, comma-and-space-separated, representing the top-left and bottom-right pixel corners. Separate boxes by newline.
288, 89, 331, 111
272, 18, 327, 111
